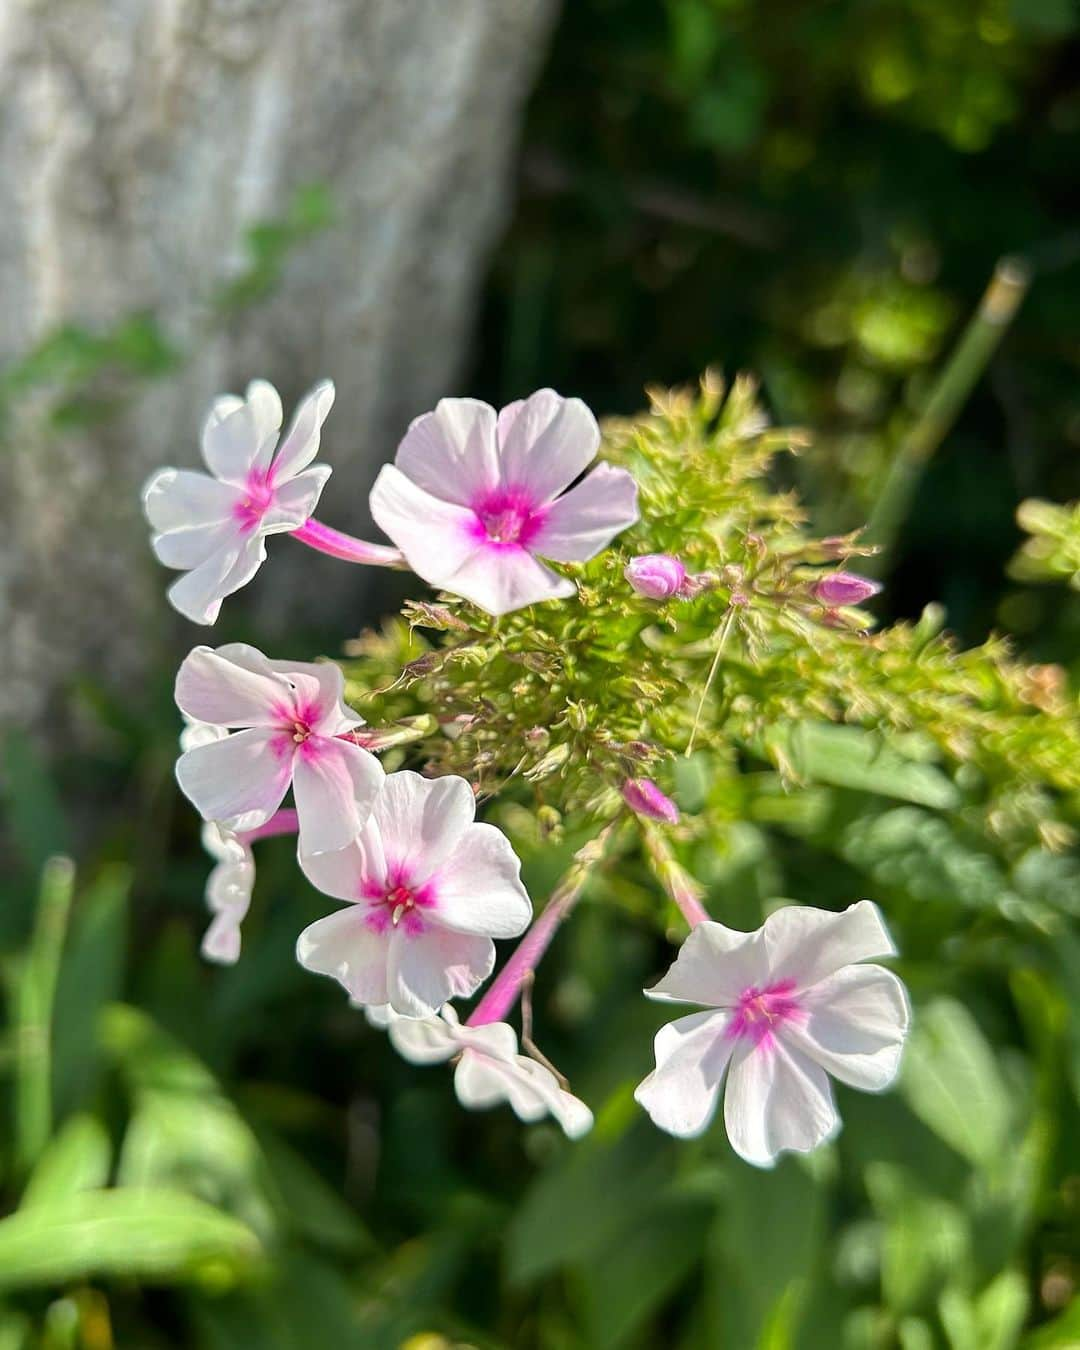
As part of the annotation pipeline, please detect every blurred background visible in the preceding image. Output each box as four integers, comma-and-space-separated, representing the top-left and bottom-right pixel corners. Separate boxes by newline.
1, 1, 1079, 1347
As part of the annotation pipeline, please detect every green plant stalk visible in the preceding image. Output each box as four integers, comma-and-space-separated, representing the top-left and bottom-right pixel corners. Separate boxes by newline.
13, 857, 76, 1177
866, 256, 1031, 569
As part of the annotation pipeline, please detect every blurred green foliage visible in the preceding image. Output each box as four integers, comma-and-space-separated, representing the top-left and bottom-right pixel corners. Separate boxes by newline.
3, 2, 1080, 1348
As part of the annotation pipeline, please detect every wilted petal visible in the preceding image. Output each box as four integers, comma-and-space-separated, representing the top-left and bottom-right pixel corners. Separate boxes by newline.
762, 901, 896, 993
532, 463, 639, 562
386, 1011, 468, 1064
439, 545, 575, 616
175, 645, 292, 727
634, 1009, 733, 1138
496, 390, 600, 503
386, 925, 494, 1017
176, 726, 293, 826
296, 905, 390, 1005
369, 465, 482, 583
645, 921, 769, 1009
395, 398, 500, 506
433, 822, 531, 937
723, 1036, 839, 1168
781, 964, 910, 1092
201, 912, 243, 965
292, 739, 383, 855
371, 771, 476, 883
270, 380, 335, 483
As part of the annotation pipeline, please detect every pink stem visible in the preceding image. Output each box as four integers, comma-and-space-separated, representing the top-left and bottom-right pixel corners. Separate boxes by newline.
291, 518, 404, 568
640, 820, 710, 929
237, 808, 299, 845
669, 879, 710, 929
468, 892, 574, 1027
468, 826, 615, 1028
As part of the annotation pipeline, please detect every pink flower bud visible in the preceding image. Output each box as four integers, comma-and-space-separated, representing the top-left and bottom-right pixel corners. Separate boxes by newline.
812, 572, 882, 607
625, 554, 688, 600
622, 778, 680, 824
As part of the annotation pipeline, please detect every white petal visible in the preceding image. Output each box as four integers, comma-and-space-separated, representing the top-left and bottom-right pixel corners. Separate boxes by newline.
386, 1013, 461, 1064
438, 545, 575, 616
201, 401, 270, 486
496, 390, 600, 503
723, 1037, 840, 1168
143, 468, 238, 533
453, 1050, 593, 1138
245, 379, 284, 453
371, 771, 476, 883
386, 926, 494, 1017
201, 912, 243, 965
175, 645, 292, 728
166, 533, 266, 625
763, 901, 897, 992
644, 921, 769, 1008
369, 465, 483, 583
433, 823, 531, 938
298, 836, 370, 903
781, 964, 910, 1092
151, 519, 239, 570
176, 726, 293, 826
634, 1009, 733, 1138
204, 850, 254, 916
270, 380, 335, 483
262, 465, 332, 531
292, 739, 383, 855
395, 398, 501, 506
295, 906, 390, 1005
532, 463, 639, 562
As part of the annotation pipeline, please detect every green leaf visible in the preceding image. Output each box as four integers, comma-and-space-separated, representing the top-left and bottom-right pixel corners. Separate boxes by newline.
11, 858, 76, 1176
940, 1269, 1029, 1350
866, 1164, 969, 1314
0, 1189, 260, 1291
21, 1113, 111, 1208
0, 733, 70, 885
763, 723, 959, 808
900, 999, 1012, 1167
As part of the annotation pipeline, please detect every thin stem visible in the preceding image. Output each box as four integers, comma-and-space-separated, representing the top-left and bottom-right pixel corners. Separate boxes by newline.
291, 517, 405, 568
641, 822, 710, 929
238, 808, 299, 845
468, 825, 616, 1028
866, 256, 1031, 569
687, 605, 737, 755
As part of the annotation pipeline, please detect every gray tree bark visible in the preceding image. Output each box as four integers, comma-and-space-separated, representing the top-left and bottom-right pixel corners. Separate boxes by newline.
0, 0, 556, 731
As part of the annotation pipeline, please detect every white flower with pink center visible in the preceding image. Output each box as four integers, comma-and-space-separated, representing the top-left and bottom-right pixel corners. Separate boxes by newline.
296, 772, 532, 1017
174, 643, 382, 856
635, 901, 910, 1167
366, 1004, 592, 1138
143, 379, 334, 624
369, 389, 639, 615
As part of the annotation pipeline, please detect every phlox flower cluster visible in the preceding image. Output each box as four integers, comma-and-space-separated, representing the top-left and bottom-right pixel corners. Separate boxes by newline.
145, 377, 910, 1161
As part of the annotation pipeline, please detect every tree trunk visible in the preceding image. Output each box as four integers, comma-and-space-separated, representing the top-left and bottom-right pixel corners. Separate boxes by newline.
0, 0, 556, 732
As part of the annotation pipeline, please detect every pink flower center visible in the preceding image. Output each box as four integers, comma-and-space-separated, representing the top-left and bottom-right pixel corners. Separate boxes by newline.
726, 980, 803, 1051
362, 866, 435, 937
233, 471, 276, 534
468, 487, 545, 550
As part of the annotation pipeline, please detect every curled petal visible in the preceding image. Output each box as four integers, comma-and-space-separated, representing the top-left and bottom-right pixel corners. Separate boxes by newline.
271, 380, 335, 483
261, 465, 332, 533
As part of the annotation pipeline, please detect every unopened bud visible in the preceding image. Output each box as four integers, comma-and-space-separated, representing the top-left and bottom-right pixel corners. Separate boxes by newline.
812, 571, 882, 607
621, 778, 679, 825
625, 554, 688, 601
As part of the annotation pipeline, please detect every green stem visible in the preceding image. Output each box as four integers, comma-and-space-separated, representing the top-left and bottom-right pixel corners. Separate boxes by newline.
13, 856, 76, 1176
866, 256, 1031, 569
687, 605, 737, 755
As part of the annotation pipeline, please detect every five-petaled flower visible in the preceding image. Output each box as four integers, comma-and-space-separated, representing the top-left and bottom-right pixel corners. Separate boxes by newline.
635, 901, 910, 1167
143, 379, 335, 624
174, 643, 382, 856
369, 1003, 593, 1138
369, 389, 639, 615
297, 771, 532, 1016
